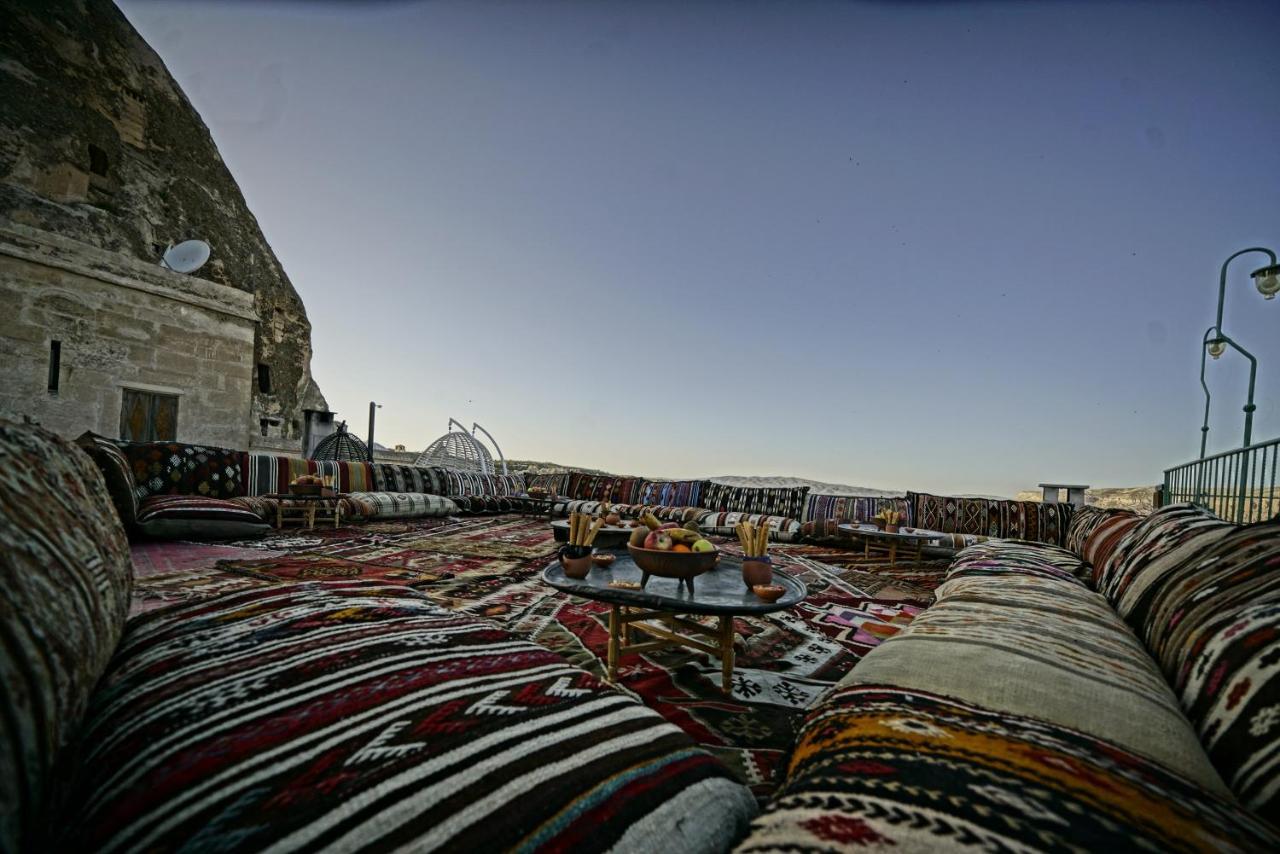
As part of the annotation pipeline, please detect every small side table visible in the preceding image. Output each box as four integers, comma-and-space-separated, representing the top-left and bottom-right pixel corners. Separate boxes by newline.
268, 493, 345, 530
1039, 483, 1090, 507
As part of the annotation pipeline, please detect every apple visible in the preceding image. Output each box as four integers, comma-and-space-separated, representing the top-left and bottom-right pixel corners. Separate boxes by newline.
645, 531, 674, 551
692, 539, 715, 553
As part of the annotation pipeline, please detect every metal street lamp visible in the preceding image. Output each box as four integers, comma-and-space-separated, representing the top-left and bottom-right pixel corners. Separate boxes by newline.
1214, 246, 1277, 331
1197, 327, 1259, 455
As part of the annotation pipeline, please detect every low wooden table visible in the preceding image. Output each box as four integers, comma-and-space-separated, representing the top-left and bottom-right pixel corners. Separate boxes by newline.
267, 493, 345, 530
549, 518, 637, 549
542, 551, 806, 693
837, 523, 941, 566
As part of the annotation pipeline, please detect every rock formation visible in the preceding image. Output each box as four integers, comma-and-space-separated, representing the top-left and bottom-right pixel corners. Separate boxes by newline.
0, 0, 326, 449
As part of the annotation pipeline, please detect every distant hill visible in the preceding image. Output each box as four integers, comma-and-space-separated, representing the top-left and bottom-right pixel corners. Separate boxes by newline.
1015, 486, 1158, 511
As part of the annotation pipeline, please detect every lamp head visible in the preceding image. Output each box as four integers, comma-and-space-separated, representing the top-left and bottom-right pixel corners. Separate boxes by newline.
1207, 337, 1227, 359
1251, 263, 1280, 300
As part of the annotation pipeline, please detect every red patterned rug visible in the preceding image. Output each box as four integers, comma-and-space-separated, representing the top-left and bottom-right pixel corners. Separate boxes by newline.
209, 515, 941, 795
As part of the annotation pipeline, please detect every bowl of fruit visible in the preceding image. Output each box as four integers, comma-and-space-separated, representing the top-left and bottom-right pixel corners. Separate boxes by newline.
288, 474, 325, 496
626, 512, 718, 587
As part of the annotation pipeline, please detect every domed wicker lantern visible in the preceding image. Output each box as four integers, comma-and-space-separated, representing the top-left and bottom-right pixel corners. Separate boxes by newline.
310, 421, 370, 462
414, 418, 506, 474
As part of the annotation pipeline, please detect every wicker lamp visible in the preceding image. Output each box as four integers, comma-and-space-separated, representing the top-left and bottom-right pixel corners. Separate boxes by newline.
310, 421, 370, 462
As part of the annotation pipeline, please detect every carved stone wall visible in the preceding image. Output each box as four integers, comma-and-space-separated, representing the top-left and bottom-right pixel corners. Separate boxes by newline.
0, 0, 326, 450
0, 223, 257, 447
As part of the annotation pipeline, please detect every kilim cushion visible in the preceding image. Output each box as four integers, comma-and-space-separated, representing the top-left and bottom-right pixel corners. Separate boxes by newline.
1177, 599, 1280, 816
1082, 512, 1144, 585
945, 539, 1089, 585
1095, 503, 1236, 617
736, 685, 1280, 852
801, 493, 912, 525
844, 572, 1229, 790
61, 582, 757, 851
1065, 503, 1136, 553
637, 479, 707, 508
135, 494, 271, 540
243, 452, 315, 496
120, 441, 244, 500
0, 421, 133, 853
75, 431, 139, 529
347, 491, 458, 520
908, 492, 1073, 545
699, 512, 802, 544
701, 482, 809, 520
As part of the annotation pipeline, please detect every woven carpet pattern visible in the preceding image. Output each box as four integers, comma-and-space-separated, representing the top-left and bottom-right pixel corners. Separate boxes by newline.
202, 516, 942, 795
65, 581, 756, 852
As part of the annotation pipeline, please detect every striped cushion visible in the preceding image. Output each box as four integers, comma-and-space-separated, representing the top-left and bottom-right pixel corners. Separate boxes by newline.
346, 492, 458, 520
700, 483, 809, 519
371, 463, 442, 495
75, 432, 139, 529
801, 493, 912, 525
1096, 503, 1235, 616
1, 422, 133, 853
637, 480, 707, 508
62, 582, 756, 851
245, 454, 374, 496
525, 471, 569, 496
845, 572, 1230, 792
740, 685, 1280, 852
945, 539, 1089, 585
135, 495, 270, 540
1082, 513, 1144, 585
698, 512, 801, 544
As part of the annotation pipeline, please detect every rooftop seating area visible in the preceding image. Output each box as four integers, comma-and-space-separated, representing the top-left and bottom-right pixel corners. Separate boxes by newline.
4, 418, 1278, 851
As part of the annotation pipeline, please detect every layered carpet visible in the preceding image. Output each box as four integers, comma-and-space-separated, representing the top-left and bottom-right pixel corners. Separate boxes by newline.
132, 516, 948, 795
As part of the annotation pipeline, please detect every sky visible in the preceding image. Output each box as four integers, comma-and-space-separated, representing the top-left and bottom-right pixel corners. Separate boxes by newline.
118, 0, 1280, 496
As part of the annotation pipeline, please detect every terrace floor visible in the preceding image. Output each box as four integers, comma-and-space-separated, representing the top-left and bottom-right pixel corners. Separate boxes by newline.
128, 515, 949, 796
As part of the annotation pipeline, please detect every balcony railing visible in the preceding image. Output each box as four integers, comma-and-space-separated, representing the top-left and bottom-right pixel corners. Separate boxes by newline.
1163, 436, 1280, 523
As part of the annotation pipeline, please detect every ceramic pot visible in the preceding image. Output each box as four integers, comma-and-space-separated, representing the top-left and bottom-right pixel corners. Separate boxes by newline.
560, 546, 593, 579
872, 518, 887, 530
884, 523, 900, 534
741, 557, 773, 590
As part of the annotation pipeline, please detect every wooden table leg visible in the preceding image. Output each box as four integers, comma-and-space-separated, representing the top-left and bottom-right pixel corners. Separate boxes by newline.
276, 502, 283, 529
307, 504, 316, 530
333, 502, 341, 529
719, 615, 735, 694
607, 605, 621, 683
887, 541, 898, 565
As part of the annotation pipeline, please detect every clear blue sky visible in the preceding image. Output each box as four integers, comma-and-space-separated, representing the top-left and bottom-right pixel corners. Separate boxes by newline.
119, 0, 1280, 496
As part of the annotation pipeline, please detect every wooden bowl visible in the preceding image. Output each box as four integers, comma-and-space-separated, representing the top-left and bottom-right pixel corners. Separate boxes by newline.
753, 584, 786, 603
626, 543, 717, 580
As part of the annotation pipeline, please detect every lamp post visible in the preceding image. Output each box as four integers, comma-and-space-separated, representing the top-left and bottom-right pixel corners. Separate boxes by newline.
367, 401, 382, 462
1200, 328, 1259, 450
1214, 247, 1279, 332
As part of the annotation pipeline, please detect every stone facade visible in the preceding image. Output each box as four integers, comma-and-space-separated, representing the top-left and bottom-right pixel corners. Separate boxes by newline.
0, 0, 327, 452
0, 223, 256, 448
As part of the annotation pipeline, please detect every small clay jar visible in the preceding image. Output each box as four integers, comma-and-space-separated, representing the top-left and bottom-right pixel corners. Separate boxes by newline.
560, 545, 593, 579
741, 556, 773, 590
884, 523, 900, 534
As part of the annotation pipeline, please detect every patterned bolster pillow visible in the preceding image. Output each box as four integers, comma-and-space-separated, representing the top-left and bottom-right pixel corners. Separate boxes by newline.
135, 495, 270, 540
75, 432, 140, 529
698, 512, 801, 543
1, 421, 133, 854
346, 492, 458, 520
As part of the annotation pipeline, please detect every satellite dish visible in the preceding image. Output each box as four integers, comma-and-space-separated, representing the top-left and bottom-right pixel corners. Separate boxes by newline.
160, 239, 211, 273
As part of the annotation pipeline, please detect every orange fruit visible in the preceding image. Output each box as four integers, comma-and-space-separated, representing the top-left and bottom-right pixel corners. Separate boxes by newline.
672, 544, 691, 553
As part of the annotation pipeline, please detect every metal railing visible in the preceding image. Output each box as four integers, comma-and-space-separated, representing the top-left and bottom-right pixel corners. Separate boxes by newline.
1164, 436, 1280, 523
